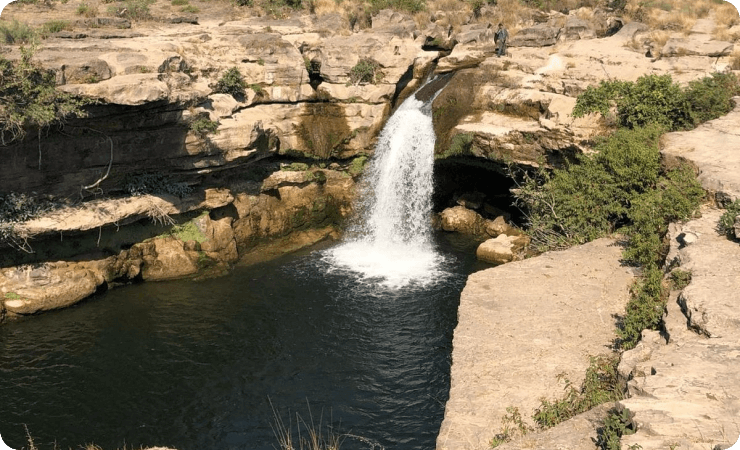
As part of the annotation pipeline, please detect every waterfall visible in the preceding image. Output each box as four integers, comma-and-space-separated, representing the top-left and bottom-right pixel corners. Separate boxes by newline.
326, 83, 446, 289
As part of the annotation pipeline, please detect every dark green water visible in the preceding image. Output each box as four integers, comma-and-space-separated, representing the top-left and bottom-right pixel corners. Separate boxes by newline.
0, 232, 485, 450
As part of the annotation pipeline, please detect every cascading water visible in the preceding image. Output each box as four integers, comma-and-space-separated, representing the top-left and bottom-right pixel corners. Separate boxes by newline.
327, 82, 446, 288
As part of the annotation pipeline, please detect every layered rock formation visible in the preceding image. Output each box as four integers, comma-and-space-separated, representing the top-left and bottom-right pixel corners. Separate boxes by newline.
437, 238, 634, 450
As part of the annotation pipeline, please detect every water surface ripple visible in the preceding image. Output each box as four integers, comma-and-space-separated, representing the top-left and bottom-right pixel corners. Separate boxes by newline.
0, 234, 484, 450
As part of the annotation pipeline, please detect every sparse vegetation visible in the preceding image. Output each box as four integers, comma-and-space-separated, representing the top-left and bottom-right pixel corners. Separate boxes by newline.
490, 407, 533, 448
595, 407, 636, 450
533, 355, 622, 428
0, 20, 37, 44
181, 4, 200, 12
213, 67, 247, 98
348, 58, 383, 85
76, 2, 99, 16
348, 155, 368, 177
124, 172, 194, 198
189, 117, 220, 137
0, 46, 90, 146
669, 269, 692, 290
107, 0, 155, 20
0, 192, 65, 251
718, 198, 740, 238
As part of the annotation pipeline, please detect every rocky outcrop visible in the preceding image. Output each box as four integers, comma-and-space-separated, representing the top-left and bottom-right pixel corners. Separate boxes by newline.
437, 238, 634, 450
661, 99, 740, 201
618, 208, 740, 450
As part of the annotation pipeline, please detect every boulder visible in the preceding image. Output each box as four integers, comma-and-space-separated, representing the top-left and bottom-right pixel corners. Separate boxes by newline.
562, 17, 595, 41
140, 237, 199, 281
484, 216, 518, 237
436, 46, 487, 73
194, 214, 239, 262
509, 24, 561, 47
439, 206, 485, 235
475, 234, 527, 264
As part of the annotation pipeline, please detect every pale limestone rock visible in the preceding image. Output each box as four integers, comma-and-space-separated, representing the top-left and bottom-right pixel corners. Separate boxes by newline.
204, 94, 239, 121
17, 189, 234, 237
61, 74, 170, 105
436, 45, 488, 73
620, 208, 740, 450
261, 170, 310, 192
475, 234, 526, 264
661, 101, 740, 201
440, 206, 485, 235
437, 238, 634, 450
484, 216, 516, 238
509, 24, 561, 47
494, 403, 615, 450
0, 262, 105, 316
662, 38, 734, 57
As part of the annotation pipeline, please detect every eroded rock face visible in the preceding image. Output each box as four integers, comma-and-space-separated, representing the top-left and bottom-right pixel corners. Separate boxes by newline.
0, 261, 106, 317
438, 238, 634, 450
619, 207, 740, 450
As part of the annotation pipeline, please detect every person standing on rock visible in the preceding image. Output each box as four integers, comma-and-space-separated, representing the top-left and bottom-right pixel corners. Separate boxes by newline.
495, 23, 509, 57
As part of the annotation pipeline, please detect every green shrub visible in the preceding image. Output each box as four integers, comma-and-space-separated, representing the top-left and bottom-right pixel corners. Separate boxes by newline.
573, 74, 693, 131
107, 0, 154, 20
618, 266, 666, 350
213, 67, 246, 98
349, 58, 383, 85
490, 406, 533, 448
76, 2, 99, 16
670, 269, 692, 290
685, 72, 740, 125
0, 46, 90, 146
718, 198, 740, 237
515, 125, 665, 251
189, 117, 220, 137
595, 408, 636, 450
181, 5, 199, 12
573, 73, 739, 131
367, 0, 425, 13
0, 20, 38, 44
282, 162, 310, 171
348, 155, 368, 177
40, 20, 71, 37
533, 355, 622, 428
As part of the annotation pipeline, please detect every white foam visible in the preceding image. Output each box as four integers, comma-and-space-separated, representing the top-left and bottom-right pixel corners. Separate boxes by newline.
328, 86, 444, 288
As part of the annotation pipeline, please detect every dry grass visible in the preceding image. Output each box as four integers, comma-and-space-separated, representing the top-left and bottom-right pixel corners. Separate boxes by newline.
622, 0, 739, 36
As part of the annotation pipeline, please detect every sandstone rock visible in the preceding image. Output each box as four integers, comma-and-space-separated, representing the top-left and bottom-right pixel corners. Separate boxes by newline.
436, 46, 487, 73
141, 237, 199, 281
509, 24, 561, 47
661, 101, 740, 200
261, 170, 309, 192
0, 262, 104, 315
662, 38, 734, 57
371, 9, 416, 37
562, 17, 595, 41
422, 23, 456, 50
484, 216, 517, 237
494, 403, 615, 450
475, 234, 526, 264
439, 206, 485, 235
612, 21, 649, 41
61, 74, 169, 105
194, 214, 239, 262
438, 238, 634, 450
619, 207, 740, 450
456, 23, 494, 45
56, 58, 113, 85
